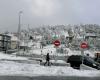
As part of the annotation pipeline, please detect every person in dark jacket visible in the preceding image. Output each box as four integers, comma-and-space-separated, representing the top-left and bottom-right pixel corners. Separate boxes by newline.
44, 53, 50, 66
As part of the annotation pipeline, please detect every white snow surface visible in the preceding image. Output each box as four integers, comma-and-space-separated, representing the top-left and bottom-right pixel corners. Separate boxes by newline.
0, 52, 99, 77
0, 52, 28, 60
30, 44, 95, 58
0, 61, 99, 77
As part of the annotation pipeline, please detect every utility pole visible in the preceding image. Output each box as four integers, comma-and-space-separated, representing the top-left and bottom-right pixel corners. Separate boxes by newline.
17, 11, 23, 54
27, 24, 30, 53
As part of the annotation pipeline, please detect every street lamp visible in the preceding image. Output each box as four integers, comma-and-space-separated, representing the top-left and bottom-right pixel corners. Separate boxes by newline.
17, 11, 23, 54
18, 11, 23, 38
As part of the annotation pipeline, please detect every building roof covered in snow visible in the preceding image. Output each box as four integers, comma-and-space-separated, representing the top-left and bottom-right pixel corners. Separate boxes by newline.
6, 34, 18, 41
85, 33, 97, 37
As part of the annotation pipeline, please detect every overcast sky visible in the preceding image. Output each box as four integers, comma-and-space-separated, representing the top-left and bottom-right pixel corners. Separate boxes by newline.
0, 0, 100, 32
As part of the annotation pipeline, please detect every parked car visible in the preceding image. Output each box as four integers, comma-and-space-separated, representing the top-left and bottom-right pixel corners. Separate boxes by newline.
67, 55, 82, 69
67, 55, 100, 70
94, 52, 100, 63
83, 56, 100, 70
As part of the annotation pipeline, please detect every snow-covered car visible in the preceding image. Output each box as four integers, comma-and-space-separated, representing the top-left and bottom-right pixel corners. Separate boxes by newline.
83, 56, 100, 70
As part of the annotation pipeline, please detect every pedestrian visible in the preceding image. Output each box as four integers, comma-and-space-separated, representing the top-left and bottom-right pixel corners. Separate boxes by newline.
86, 53, 89, 56
51, 51, 52, 54
24, 47, 26, 51
44, 53, 50, 66
41, 50, 42, 55
94, 53, 99, 61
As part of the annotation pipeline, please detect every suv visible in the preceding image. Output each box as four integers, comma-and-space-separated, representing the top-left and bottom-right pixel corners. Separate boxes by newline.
67, 55, 100, 70
67, 55, 82, 69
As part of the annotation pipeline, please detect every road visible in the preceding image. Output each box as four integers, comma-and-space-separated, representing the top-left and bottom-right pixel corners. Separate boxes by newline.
0, 76, 100, 80
18, 53, 68, 61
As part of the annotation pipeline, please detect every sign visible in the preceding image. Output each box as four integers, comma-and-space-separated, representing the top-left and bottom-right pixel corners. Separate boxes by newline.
80, 42, 88, 49
80, 42, 88, 64
53, 40, 60, 47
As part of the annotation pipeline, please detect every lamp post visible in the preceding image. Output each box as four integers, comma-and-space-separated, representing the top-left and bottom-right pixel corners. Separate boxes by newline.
17, 11, 23, 54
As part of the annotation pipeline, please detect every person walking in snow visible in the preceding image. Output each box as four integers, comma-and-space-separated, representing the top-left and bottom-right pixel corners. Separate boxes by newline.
44, 53, 50, 66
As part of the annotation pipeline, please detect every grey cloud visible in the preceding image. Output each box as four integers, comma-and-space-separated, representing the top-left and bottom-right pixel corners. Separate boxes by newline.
0, 0, 100, 32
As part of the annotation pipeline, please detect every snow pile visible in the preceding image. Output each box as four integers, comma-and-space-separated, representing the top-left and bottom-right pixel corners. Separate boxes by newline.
20, 40, 33, 47
28, 40, 34, 47
84, 50, 95, 58
29, 44, 96, 58
0, 52, 28, 60
50, 60, 67, 64
0, 61, 100, 77
30, 45, 56, 55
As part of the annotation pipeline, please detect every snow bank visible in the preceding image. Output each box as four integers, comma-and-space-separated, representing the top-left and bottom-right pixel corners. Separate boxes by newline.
0, 61, 100, 77
50, 60, 67, 64
84, 50, 95, 58
29, 44, 96, 58
0, 52, 28, 60
30, 45, 56, 55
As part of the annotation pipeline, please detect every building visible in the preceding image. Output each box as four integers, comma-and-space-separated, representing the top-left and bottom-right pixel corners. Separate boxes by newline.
10, 35, 18, 49
0, 34, 11, 53
85, 33, 97, 48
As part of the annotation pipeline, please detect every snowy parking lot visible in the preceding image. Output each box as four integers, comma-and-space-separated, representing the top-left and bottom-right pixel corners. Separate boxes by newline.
0, 60, 100, 77
0, 52, 100, 77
